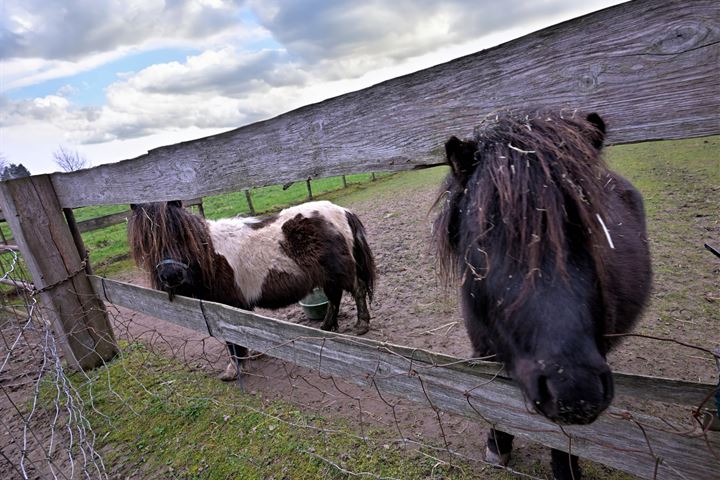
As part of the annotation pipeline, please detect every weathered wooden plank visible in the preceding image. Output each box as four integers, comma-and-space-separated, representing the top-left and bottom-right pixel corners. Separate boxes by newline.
88, 276, 714, 407
90, 276, 720, 479
333, 339, 718, 408
75, 198, 203, 233
63, 208, 93, 276
0, 177, 118, 370
613, 371, 717, 408
76, 210, 131, 233
49, 0, 720, 208
93, 276, 210, 336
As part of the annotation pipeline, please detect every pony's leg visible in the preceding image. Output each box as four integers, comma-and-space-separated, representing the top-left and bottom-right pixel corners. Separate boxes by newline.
352, 282, 371, 335
219, 342, 248, 386
320, 286, 342, 332
550, 449, 581, 480
485, 429, 513, 466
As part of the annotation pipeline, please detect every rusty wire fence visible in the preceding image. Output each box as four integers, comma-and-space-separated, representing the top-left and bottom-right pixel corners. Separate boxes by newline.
1, 244, 719, 479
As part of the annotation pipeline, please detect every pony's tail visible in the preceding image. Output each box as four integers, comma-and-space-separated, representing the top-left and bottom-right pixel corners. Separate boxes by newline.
345, 211, 376, 303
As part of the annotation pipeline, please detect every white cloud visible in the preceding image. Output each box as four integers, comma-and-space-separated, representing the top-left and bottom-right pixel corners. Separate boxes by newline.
0, 0, 263, 91
1, 0, 246, 60
121, 48, 308, 96
247, 0, 602, 65
1, 0, 626, 173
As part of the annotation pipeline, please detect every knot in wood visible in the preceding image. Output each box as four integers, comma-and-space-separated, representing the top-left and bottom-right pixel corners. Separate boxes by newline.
652, 22, 713, 55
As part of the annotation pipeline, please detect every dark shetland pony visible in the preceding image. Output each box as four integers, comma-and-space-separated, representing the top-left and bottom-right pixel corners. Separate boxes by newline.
433, 111, 651, 479
128, 200, 376, 381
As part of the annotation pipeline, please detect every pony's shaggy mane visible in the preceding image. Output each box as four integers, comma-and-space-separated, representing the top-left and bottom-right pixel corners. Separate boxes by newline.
128, 203, 217, 290
434, 110, 612, 303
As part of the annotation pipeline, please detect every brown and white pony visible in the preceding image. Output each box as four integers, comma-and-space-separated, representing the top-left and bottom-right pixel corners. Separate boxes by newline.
434, 111, 651, 479
128, 200, 376, 380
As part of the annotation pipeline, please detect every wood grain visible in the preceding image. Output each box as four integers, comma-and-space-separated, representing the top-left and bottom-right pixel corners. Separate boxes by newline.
0, 177, 118, 369
90, 276, 720, 479
47, 0, 719, 208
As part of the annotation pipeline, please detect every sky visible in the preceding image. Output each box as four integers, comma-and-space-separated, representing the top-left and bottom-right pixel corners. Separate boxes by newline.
1, 0, 625, 175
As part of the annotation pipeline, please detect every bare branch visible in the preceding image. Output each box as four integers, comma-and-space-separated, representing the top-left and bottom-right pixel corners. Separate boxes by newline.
53, 146, 90, 172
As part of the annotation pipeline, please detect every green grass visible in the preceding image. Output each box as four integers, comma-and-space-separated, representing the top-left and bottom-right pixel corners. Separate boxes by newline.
605, 136, 720, 337
61, 343, 499, 480
203, 173, 381, 219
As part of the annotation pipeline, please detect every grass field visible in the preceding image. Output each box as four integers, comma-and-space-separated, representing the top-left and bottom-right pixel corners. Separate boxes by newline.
62, 343, 494, 480
12, 135, 720, 478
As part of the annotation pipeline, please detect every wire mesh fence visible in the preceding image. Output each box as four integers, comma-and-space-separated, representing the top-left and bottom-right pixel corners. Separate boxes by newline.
0, 248, 111, 479
2, 241, 719, 479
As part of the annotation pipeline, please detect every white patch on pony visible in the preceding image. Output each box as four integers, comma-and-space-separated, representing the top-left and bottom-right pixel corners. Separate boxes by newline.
207, 201, 354, 304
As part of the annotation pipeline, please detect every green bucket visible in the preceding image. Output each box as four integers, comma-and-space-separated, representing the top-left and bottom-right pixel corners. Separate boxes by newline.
299, 288, 329, 321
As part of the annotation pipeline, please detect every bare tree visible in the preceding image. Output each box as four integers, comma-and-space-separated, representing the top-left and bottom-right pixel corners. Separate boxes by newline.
53, 145, 90, 172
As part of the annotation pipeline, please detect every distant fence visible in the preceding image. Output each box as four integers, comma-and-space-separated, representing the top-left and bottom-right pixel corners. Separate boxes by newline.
0, 0, 718, 478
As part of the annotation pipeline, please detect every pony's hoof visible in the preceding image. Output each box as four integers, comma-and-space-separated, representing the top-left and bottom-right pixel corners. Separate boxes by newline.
484, 447, 510, 466
354, 322, 370, 335
218, 362, 239, 382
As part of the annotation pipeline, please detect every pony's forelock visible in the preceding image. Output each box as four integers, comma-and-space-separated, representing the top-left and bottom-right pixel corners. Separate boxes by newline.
128, 202, 217, 290
434, 110, 612, 302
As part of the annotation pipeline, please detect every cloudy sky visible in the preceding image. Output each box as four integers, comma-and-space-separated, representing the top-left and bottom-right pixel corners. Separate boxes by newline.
1, 0, 624, 174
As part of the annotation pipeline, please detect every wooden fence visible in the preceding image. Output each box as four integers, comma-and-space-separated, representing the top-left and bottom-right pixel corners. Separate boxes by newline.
89, 276, 718, 479
0, 0, 718, 478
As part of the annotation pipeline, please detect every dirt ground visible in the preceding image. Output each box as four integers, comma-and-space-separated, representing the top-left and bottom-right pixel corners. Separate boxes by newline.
2, 162, 718, 479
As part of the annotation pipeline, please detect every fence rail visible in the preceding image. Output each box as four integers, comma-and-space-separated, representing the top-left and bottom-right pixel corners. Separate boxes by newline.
74, 198, 203, 233
46, 0, 720, 208
89, 275, 720, 480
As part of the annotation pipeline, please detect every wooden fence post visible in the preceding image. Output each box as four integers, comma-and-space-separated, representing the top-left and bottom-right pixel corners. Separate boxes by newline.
306, 178, 313, 200
342, 175, 347, 188
63, 208, 94, 276
244, 189, 255, 215
0, 175, 118, 370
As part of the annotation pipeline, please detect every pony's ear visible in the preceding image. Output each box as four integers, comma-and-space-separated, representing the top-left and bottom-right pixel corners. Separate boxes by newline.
130, 203, 138, 211
586, 113, 606, 149
445, 136, 478, 183
167, 200, 183, 208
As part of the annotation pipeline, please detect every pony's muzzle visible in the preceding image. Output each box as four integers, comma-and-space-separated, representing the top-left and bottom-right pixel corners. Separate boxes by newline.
156, 259, 189, 291
516, 359, 614, 425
